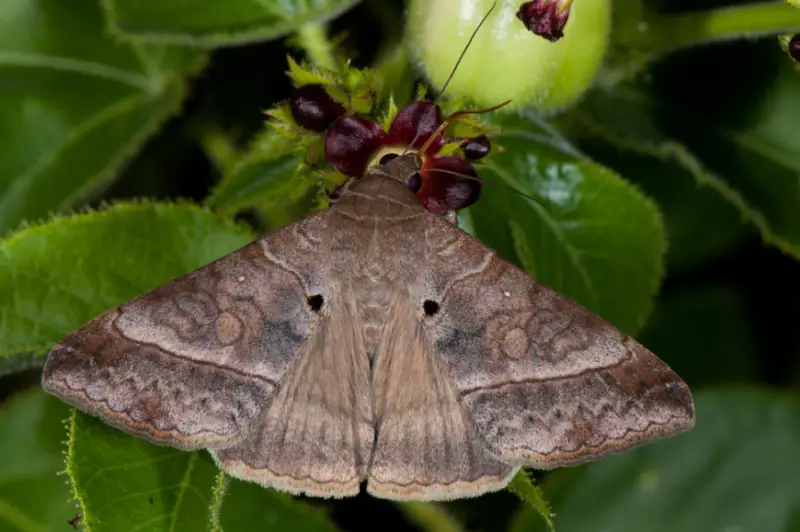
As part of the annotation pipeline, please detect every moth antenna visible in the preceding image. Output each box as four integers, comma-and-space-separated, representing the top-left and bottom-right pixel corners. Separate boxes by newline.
432, 1, 497, 107
445, 100, 513, 121
418, 99, 512, 155
402, 1, 498, 156
421, 166, 544, 207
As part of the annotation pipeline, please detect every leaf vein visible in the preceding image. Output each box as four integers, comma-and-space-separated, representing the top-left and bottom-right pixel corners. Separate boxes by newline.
0, 52, 155, 91
168, 452, 198, 532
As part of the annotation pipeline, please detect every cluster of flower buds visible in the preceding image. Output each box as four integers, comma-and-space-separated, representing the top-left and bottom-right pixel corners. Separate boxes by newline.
287, 83, 491, 214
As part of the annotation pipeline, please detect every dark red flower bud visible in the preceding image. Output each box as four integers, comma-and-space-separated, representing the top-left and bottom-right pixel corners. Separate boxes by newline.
460, 135, 491, 161
387, 101, 445, 154
325, 116, 387, 177
516, 0, 572, 42
289, 83, 346, 132
790, 35, 800, 62
417, 155, 482, 213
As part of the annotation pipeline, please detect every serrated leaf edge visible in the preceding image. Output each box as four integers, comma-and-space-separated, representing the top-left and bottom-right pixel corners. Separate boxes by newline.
100, 0, 362, 48
572, 109, 800, 259
0, 75, 195, 239
506, 470, 556, 532
486, 156, 666, 334
61, 78, 189, 208
0, 201, 255, 362
64, 407, 89, 531
207, 471, 229, 532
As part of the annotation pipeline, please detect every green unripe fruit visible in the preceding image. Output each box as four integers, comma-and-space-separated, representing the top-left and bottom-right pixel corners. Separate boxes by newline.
406, 0, 611, 113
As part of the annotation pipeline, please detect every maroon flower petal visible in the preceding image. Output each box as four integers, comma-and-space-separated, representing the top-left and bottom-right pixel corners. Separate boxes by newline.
387, 100, 444, 154
417, 155, 482, 213
460, 134, 491, 161
325, 116, 387, 177
289, 83, 346, 132
516, 0, 571, 42
791, 34, 800, 62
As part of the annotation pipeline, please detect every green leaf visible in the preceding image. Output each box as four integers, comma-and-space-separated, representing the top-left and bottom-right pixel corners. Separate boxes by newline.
373, 41, 415, 107
506, 471, 555, 532
509, 389, 800, 532
206, 129, 310, 225
103, 0, 363, 46
0, 389, 76, 532
639, 284, 759, 388
69, 412, 220, 532
570, 56, 800, 259
218, 476, 340, 531
462, 113, 665, 334
0, 203, 254, 373
572, 134, 749, 273
0, 0, 206, 235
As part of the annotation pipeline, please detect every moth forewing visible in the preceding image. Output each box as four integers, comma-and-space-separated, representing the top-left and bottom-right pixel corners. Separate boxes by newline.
42, 154, 694, 502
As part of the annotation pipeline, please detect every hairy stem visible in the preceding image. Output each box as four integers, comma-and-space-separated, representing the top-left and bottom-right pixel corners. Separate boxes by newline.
296, 23, 337, 70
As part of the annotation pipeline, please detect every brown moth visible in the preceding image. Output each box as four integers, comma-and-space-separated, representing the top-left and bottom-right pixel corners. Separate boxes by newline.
42, 153, 695, 501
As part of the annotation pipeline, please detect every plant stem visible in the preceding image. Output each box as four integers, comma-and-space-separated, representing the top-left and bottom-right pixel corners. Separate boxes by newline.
296, 23, 337, 70
507, 471, 556, 531
197, 126, 241, 175
395, 502, 464, 532
616, 2, 800, 56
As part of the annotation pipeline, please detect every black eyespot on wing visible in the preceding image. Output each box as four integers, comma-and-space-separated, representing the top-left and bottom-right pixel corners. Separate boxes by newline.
307, 294, 324, 312
423, 300, 440, 316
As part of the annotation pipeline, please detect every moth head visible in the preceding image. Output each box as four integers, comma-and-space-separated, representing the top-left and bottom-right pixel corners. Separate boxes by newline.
373, 152, 425, 193
369, 150, 480, 221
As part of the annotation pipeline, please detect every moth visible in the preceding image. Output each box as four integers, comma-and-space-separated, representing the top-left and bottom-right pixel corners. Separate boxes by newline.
41, 152, 695, 501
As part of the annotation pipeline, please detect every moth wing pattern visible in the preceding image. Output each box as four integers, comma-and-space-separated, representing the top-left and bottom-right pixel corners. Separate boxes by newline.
41, 212, 331, 451
420, 214, 696, 469
367, 294, 515, 500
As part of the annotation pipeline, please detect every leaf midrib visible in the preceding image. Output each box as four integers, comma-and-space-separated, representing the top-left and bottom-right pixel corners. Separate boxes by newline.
612, 85, 800, 174
167, 452, 198, 532
0, 91, 150, 232
0, 52, 156, 92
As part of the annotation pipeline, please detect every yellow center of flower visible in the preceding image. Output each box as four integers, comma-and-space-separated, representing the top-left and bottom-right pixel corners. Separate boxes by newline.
366, 145, 419, 170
